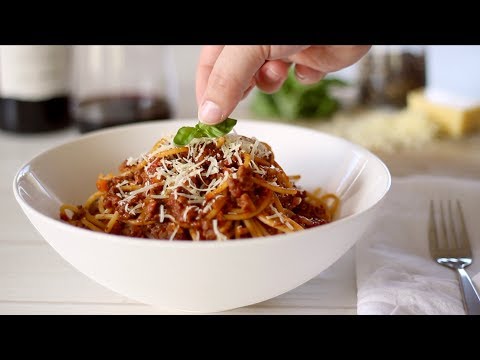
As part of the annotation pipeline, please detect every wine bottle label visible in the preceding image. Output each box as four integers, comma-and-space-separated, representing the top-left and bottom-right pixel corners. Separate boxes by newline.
0, 46, 70, 101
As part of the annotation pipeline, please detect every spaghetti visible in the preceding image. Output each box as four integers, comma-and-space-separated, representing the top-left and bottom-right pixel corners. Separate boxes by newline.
60, 133, 339, 241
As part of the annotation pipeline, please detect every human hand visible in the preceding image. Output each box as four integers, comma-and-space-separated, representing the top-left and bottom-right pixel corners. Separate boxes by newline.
196, 45, 371, 124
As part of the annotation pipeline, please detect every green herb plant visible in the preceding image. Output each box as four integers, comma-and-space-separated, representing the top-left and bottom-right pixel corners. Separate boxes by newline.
173, 118, 237, 146
251, 69, 347, 121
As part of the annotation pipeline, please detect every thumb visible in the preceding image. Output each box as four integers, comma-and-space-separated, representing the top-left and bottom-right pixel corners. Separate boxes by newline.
198, 46, 268, 124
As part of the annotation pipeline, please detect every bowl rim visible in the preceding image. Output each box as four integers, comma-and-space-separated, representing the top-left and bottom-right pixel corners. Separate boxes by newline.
13, 118, 392, 249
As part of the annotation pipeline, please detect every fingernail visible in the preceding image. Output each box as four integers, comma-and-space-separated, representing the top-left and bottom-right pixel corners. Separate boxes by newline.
295, 69, 306, 80
265, 67, 282, 82
199, 100, 223, 124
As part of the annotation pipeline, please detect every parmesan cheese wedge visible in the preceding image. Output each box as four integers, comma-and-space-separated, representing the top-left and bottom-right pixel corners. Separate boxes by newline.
407, 89, 480, 138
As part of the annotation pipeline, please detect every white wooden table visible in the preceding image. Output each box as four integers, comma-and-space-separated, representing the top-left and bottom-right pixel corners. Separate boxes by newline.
3, 122, 479, 314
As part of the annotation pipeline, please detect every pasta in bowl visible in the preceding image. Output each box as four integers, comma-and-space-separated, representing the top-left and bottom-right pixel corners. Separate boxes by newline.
60, 132, 339, 241
13, 119, 390, 313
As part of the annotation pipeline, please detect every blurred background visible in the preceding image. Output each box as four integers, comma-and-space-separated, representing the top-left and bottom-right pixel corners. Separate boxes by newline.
1, 45, 479, 155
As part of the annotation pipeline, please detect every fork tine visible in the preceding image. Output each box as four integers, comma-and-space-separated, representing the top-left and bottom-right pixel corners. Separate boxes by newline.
456, 200, 472, 255
439, 200, 449, 248
448, 200, 459, 249
429, 200, 439, 255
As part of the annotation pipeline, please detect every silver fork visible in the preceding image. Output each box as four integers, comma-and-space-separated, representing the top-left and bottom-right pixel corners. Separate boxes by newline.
429, 200, 480, 315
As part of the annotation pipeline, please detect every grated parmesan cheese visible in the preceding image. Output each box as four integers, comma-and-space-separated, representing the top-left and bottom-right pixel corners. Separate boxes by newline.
212, 219, 227, 241
312, 109, 440, 153
126, 153, 146, 166
169, 225, 180, 241
159, 204, 165, 223
159, 204, 175, 223
205, 156, 219, 177
119, 182, 158, 205
285, 221, 294, 230
115, 180, 129, 198
128, 203, 143, 215
266, 205, 286, 224
183, 205, 197, 222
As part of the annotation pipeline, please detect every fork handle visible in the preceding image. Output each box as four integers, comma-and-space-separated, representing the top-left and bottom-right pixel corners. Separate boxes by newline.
457, 268, 480, 315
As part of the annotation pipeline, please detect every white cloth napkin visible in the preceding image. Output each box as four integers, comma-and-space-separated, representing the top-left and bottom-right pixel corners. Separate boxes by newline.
356, 175, 480, 315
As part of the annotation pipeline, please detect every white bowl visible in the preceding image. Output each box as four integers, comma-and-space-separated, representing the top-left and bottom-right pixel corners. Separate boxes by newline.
13, 119, 391, 313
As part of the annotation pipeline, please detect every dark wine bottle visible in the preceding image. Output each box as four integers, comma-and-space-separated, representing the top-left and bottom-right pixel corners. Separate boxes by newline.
74, 94, 172, 133
0, 46, 72, 133
71, 46, 177, 133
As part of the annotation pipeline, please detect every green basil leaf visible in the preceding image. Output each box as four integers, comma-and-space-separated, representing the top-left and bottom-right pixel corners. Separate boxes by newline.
195, 123, 223, 138
214, 117, 237, 133
173, 118, 238, 146
173, 126, 197, 146
196, 118, 237, 137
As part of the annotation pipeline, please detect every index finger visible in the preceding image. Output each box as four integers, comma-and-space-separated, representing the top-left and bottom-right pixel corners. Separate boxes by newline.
196, 45, 224, 106
198, 46, 269, 124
